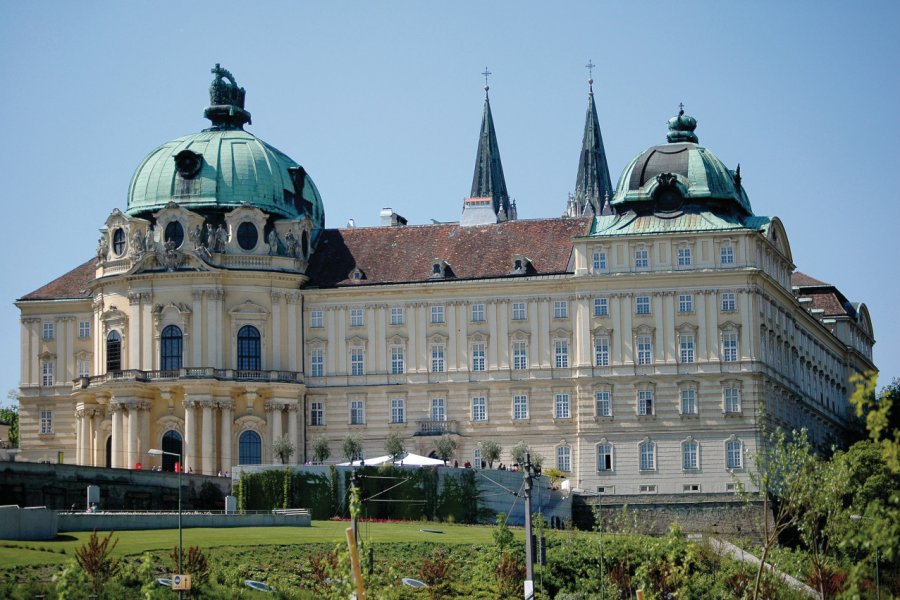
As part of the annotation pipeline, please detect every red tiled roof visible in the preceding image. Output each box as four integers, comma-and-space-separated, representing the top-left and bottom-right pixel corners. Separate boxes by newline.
18, 258, 96, 301
791, 271, 830, 287
307, 217, 592, 287
804, 292, 850, 317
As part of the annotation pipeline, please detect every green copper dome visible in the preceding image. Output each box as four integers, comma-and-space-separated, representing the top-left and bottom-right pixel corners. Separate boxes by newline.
610, 108, 751, 215
125, 65, 324, 228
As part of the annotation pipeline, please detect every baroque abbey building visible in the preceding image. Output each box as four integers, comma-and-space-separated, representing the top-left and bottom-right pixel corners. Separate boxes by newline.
16, 66, 875, 494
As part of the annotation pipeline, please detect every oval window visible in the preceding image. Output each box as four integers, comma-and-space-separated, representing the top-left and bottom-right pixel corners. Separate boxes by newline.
164, 221, 184, 248
237, 222, 258, 251
112, 228, 126, 256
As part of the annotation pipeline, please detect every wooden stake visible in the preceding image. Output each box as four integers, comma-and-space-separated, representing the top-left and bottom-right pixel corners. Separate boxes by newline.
346, 526, 366, 600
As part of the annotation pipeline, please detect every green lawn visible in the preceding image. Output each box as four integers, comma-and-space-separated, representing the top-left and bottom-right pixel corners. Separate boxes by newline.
0, 520, 507, 568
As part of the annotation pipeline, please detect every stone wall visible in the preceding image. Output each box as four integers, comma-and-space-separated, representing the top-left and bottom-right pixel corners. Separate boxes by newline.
0, 506, 57, 541
575, 493, 770, 540
58, 511, 310, 532
0, 463, 231, 511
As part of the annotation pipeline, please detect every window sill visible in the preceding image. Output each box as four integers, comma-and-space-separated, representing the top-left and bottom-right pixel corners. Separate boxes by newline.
553, 416, 572, 422
594, 415, 614, 422
636, 414, 656, 420
512, 418, 531, 425
470, 420, 491, 427
679, 413, 700, 419
388, 422, 406, 429
38, 433, 55, 439
723, 411, 743, 418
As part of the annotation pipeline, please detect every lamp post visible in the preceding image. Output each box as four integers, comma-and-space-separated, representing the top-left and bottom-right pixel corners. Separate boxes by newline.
149, 448, 182, 596
850, 514, 879, 600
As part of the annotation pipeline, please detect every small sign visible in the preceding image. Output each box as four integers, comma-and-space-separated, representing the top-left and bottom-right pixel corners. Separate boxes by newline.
172, 574, 192, 590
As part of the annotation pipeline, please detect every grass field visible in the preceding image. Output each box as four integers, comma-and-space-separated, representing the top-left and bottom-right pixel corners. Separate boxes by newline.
0, 520, 509, 568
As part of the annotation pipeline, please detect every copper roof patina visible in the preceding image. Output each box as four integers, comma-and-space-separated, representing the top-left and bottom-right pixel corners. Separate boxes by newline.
586, 207, 770, 238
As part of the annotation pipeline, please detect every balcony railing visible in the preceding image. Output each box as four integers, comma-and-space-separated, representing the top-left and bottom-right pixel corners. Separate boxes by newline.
415, 419, 456, 436
73, 368, 304, 390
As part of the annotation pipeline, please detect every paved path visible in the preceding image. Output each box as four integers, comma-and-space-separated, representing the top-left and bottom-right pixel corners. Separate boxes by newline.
708, 537, 821, 599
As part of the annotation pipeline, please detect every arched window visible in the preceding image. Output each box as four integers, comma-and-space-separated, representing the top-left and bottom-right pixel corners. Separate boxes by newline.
161, 430, 183, 472
239, 430, 262, 465
160, 325, 183, 371
106, 331, 122, 372
237, 325, 261, 371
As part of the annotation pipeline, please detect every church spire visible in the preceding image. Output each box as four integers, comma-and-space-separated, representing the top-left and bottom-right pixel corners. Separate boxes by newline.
463, 68, 514, 226
567, 62, 613, 217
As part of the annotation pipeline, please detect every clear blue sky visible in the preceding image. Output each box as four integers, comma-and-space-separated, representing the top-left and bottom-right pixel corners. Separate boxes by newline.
1, 1, 897, 400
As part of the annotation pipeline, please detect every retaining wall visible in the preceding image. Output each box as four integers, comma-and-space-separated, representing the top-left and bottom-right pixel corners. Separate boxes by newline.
57, 511, 310, 532
0, 505, 57, 541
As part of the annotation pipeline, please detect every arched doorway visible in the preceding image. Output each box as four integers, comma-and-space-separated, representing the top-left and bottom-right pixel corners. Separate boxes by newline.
105, 436, 112, 468
238, 430, 262, 465
161, 430, 183, 472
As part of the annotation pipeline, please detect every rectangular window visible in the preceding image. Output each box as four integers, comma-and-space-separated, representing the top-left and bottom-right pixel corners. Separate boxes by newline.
594, 336, 610, 366
681, 388, 697, 415
556, 446, 571, 471
431, 305, 445, 324
471, 396, 487, 422
724, 387, 741, 413
597, 444, 613, 471
553, 300, 569, 319
350, 399, 365, 425
390, 398, 405, 424
350, 347, 365, 376
554, 393, 570, 419
513, 341, 528, 370
390, 346, 405, 374
678, 294, 693, 313
350, 308, 364, 327
680, 334, 695, 363
77, 359, 90, 378
636, 296, 651, 315
513, 394, 528, 420
640, 442, 656, 471
726, 440, 743, 469
471, 303, 486, 322
431, 398, 445, 422
310, 348, 324, 377
593, 297, 609, 317
720, 245, 735, 264
471, 342, 486, 371
431, 344, 445, 373
634, 248, 649, 268
512, 302, 527, 321
677, 246, 692, 266
41, 361, 54, 387
636, 335, 653, 365
592, 250, 607, 272
638, 390, 654, 416
390, 306, 404, 325
310, 401, 324, 426
43, 322, 54, 341
554, 340, 569, 369
78, 320, 91, 338
683, 442, 699, 470
39, 410, 53, 435
595, 391, 611, 417
723, 332, 739, 362
721, 292, 736, 312
310, 310, 324, 328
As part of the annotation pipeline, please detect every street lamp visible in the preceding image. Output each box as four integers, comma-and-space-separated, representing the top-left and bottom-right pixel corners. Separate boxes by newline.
149, 448, 183, 596
850, 514, 880, 600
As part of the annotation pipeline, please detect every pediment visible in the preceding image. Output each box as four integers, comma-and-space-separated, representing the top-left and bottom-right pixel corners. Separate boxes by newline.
228, 300, 270, 318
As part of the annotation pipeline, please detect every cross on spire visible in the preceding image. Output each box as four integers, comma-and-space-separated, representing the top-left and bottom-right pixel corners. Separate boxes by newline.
482, 66, 492, 97
679, 102, 685, 115
585, 59, 595, 93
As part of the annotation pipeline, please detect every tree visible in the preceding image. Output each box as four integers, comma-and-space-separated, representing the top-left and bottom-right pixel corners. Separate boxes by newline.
342, 435, 362, 462
312, 435, 331, 464
0, 401, 19, 448
433, 435, 457, 464
384, 431, 406, 462
75, 530, 120, 598
511, 441, 529, 466
480, 440, 502, 468
272, 434, 295, 464
851, 373, 900, 474
742, 428, 817, 600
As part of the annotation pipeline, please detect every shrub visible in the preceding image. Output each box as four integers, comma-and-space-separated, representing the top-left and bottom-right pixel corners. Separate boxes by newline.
74, 530, 120, 598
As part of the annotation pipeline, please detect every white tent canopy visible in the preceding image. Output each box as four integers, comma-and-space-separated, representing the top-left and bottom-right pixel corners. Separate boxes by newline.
337, 452, 446, 467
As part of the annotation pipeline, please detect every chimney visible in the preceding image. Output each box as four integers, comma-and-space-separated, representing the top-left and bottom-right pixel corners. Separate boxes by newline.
380, 208, 408, 227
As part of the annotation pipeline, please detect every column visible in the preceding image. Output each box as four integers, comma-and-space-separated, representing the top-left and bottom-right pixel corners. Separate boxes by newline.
457, 303, 468, 371
127, 404, 139, 469
128, 293, 141, 369
269, 402, 283, 442
707, 292, 719, 361
191, 291, 203, 367
621, 295, 633, 364
141, 293, 153, 369
408, 305, 418, 373
220, 400, 233, 473
497, 302, 509, 369
664, 293, 676, 363
287, 404, 299, 464
487, 302, 499, 367
29, 319, 40, 385
574, 296, 589, 367
539, 300, 550, 367
529, 301, 539, 368
183, 399, 197, 473
78, 408, 89, 465
75, 409, 84, 465
286, 293, 299, 371
611, 296, 623, 364
111, 403, 123, 468
87, 408, 99, 467
138, 401, 151, 465
271, 292, 282, 370
201, 400, 215, 475
697, 293, 708, 360
653, 294, 664, 363
740, 291, 753, 360
447, 304, 458, 371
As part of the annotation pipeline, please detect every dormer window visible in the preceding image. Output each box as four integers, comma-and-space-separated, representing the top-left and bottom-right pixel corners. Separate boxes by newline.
430, 259, 451, 279
112, 228, 126, 256
510, 254, 532, 275
164, 221, 184, 249
350, 268, 365, 281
